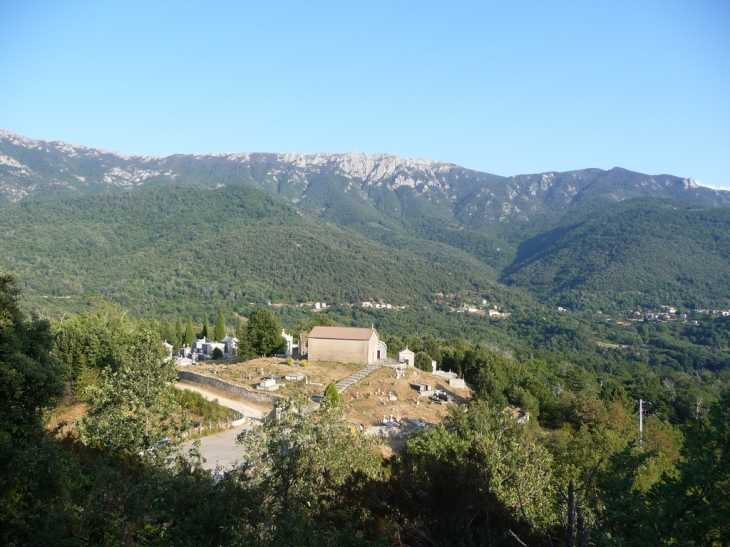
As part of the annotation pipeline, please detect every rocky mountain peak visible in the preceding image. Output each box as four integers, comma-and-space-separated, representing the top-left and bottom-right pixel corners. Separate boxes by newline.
277, 151, 455, 183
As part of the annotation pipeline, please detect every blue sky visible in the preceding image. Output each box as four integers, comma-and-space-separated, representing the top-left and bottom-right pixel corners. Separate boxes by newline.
1, 1, 728, 187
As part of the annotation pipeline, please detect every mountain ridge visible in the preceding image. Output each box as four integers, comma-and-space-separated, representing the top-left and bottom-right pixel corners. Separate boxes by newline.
2, 130, 728, 219
3, 130, 730, 311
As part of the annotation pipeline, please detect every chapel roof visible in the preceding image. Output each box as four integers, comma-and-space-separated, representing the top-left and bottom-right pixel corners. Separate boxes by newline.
308, 326, 376, 341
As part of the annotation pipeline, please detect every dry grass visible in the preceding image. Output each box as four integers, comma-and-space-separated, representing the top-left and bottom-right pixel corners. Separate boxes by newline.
45, 402, 87, 437
186, 357, 362, 398
337, 366, 471, 428
183, 357, 472, 429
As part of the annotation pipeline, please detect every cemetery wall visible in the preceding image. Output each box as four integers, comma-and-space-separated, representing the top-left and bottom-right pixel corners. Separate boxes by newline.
178, 370, 280, 404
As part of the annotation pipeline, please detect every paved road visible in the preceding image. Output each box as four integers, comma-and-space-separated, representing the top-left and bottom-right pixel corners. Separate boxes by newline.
184, 426, 251, 472
175, 383, 265, 472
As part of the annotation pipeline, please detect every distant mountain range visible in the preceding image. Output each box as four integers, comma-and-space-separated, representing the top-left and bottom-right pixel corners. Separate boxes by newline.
2, 129, 729, 314
2, 129, 728, 215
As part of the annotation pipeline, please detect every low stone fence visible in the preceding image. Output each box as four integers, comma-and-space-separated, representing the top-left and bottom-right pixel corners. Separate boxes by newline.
178, 370, 280, 405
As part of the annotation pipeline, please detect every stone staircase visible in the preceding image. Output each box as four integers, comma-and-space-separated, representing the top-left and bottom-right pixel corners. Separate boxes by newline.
335, 362, 383, 393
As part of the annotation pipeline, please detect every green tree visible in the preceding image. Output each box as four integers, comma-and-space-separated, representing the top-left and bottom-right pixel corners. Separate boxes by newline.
247, 307, 284, 357
235, 318, 254, 359
175, 316, 183, 347
75, 329, 189, 454
414, 351, 432, 371
596, 400, 730, 546
423, 334, 442, 364
324, 382, 341, 405
388, 400, 557, 545
0, 274, 68, 544
185, 315, 194, 346
201, 315, 210, 339
214, 310, 226, 342
236, 394, 381, 540
0, 271, 65, 440
53, 298, 137, 385
157, 317, 176, 349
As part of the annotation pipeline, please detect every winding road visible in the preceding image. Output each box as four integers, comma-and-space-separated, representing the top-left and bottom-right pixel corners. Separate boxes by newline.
175, 383, 266, 472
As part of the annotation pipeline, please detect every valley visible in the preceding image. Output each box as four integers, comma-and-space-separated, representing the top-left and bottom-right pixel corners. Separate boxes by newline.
3, 132, 730, 546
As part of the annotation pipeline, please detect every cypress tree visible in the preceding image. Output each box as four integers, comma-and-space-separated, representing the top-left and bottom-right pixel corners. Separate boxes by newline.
185, 316, 194, 346
235, 317, 253, 359
214, 310, 226, 342
159, 317, 176, 349
202, 316, 210, 339
175, 317, 183, 347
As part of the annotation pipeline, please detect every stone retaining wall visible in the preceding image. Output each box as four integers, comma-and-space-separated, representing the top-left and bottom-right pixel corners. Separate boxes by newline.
178, 371, 280, 404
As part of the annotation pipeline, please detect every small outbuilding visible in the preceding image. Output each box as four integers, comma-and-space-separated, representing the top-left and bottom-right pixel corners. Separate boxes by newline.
222, 336, 239, 357
298, 332, 309, 357
398, 347, 415, 367
282, 329, 294, 356
449, 377, 466, 389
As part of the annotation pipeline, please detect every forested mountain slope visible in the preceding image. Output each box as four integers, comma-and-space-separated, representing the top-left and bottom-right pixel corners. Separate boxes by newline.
502, 198, 730, 310
3, 130, 729, 241
4, 130, 730, 314
0, 184, 516, 317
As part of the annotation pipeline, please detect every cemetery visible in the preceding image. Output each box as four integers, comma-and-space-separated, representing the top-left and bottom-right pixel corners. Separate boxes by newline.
179, 356, 472, 432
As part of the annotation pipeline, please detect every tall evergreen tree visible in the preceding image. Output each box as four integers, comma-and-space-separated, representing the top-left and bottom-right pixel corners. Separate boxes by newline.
175, 317, 183, 347
159, 317, 175, 347
184, 316, 194, 346
235, 316, 254, 358
247, 307, 284, 356
202, 316, 210, 339
214, 310, 226, 342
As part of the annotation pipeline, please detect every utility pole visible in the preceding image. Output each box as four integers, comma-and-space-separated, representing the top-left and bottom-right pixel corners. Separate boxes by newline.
636, 399, 651, 449
639, 399, 643, 448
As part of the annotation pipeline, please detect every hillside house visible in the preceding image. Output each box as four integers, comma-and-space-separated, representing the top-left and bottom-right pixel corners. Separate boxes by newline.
305, 326, 384, 365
